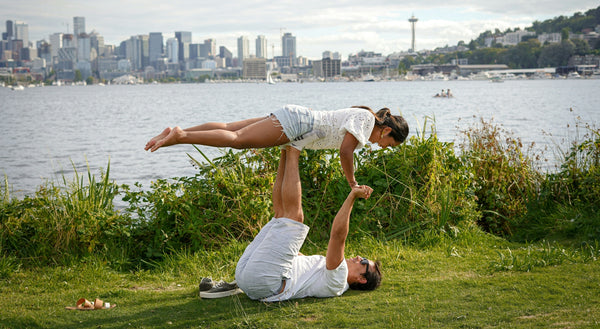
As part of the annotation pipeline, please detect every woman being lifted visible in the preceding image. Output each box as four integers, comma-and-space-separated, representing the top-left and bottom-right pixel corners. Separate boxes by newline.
145, 104, 409, 188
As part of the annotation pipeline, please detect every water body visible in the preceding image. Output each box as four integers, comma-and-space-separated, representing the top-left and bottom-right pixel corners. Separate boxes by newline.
1, 80, 599, 196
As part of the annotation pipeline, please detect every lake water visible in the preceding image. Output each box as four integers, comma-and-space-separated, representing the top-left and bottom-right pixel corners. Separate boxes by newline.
1, 79, 599, 196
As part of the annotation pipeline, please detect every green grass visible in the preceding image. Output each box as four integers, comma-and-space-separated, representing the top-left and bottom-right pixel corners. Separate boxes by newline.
1, 231, 598, 329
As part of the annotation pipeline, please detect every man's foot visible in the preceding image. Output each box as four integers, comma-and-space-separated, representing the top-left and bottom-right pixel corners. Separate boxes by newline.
199, 280, 243, 299
149, 126, 184, 152
145, 127, 172, 151
198, 277, 214, 293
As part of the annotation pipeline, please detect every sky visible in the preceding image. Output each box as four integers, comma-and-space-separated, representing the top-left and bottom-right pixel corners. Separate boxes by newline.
1, 0, 598, 60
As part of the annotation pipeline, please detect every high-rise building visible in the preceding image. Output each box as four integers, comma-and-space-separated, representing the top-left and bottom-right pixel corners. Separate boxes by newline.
149, 32, 164, 65
256, 35, 267, 58
202, 39, 216, 58
175, 31, 191, 62
281, 32, 296, 66
77, 33, 91, 61
4, 20, 14, 43
219, 46, 232, 67
49, 33, 63, 62
237, 36, 249, 67
166, 38, 178, 63
73, 17, 86, 37
14, 21, 29, 47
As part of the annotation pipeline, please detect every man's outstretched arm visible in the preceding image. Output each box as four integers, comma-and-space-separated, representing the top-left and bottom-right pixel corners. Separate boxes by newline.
325, 185, 372, 270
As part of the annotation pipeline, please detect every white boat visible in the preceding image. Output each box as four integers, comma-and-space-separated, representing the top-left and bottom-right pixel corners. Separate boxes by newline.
567, 71, 582, 79
11, 85, 25, 91
489, 76, 504, 83
267, 71, 275, 84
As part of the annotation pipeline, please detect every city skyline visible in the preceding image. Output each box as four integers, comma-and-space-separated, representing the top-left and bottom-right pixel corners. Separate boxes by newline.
2, 1, 599, 59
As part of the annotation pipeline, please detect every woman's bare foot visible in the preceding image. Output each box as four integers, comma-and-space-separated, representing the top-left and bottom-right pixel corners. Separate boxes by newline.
150, 126, 184, 152
145, 127, 172, 151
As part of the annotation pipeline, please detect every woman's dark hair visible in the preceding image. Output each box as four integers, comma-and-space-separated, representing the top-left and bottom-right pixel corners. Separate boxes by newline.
349, 260, 382, 291
352, 106, 409, 143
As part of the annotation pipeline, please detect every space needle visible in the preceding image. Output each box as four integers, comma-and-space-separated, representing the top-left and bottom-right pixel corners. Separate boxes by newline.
408, 15, 418, 53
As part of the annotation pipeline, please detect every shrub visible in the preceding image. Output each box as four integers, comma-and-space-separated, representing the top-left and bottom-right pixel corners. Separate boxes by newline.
459, 117, 540, 236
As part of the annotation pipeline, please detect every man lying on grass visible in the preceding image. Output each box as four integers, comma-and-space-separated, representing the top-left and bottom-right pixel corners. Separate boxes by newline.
234, 146, 381, 302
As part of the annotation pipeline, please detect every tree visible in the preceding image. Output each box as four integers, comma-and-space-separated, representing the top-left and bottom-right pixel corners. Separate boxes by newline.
561, 27, 570, 41
74, 70, 83, 82
571, 38, 591, 55
538, 40, 575, 67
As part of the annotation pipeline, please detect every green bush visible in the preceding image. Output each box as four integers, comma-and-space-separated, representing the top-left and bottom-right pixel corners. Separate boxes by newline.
459, 118, 540, 236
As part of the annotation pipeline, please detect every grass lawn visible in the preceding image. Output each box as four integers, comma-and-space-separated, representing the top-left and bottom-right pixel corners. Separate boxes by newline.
1, 234, 599, 329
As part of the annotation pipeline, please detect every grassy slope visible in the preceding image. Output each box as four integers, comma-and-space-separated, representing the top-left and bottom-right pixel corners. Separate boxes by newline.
1, 234, 599, 329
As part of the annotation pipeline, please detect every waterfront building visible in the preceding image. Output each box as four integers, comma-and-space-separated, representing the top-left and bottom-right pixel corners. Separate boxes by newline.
243, 57, 267, 79
281, 32, 296, 66
237, 36, 249, 67
256, 35, 267, 58
313, 57, 341, 78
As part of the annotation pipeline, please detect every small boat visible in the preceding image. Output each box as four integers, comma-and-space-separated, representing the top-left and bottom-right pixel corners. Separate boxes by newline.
267, 72, 275, 85
490, 76, 504, 83
11, 85, 25, 91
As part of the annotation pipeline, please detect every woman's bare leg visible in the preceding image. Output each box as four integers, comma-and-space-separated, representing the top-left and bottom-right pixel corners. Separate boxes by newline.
145, 117, 266, 151
183, 117, 266, 132
147, 116, 290, 152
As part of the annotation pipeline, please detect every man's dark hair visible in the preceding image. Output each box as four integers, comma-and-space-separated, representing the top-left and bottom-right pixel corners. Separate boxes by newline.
349, 260, 382, 291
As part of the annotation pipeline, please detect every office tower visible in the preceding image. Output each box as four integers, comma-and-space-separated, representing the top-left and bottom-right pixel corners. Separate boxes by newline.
408, 15, 418, 53
126, 35, 149, 70
166, 38, 178, 63
149, 32, 164, 65
90, 32, 104, 57
237, 36, 249, 67
281, 32, 296, 66
74, 17, 86, 36
4, 20, 14, 42
203, 38, 215, 58
256, 35, 267, 58
49, 33, 63, 62
219, 46, 232, 67
175, 31, 191, 62
77, 33, 91, 61
189, 43, 201, 60
15, 21, 29, 47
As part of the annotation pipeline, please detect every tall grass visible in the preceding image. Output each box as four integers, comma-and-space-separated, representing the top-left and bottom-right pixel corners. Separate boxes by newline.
0, 161, 133, 266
